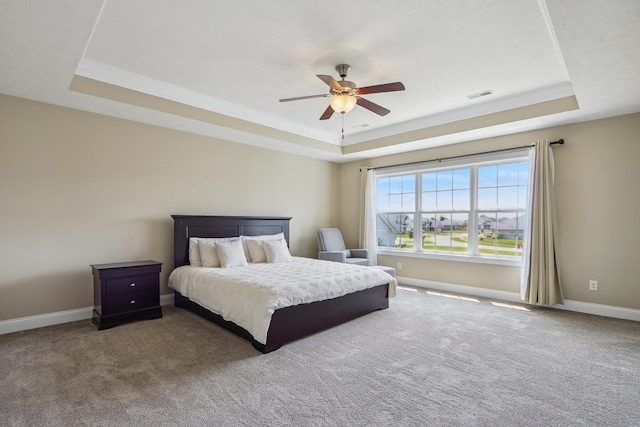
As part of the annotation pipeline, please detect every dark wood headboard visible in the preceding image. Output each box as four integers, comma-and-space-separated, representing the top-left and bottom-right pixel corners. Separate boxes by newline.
171, 215, 292, 269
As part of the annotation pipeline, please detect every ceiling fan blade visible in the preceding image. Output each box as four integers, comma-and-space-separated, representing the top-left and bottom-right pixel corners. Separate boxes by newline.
356, 97, 390, 116
316, 75, 343, 92
356, 82, 405, 95
319, 105, 334, 120
279, 94, 329, 102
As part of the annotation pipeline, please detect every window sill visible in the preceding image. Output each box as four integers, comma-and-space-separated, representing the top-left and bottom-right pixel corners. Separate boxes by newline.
376, 249, 522, 267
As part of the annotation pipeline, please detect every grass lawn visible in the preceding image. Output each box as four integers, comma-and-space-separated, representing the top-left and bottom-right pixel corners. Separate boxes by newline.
479, 248, 521, 256
387, 232, 521, 256
479, 237, 521, 248
422, 245, 468, 252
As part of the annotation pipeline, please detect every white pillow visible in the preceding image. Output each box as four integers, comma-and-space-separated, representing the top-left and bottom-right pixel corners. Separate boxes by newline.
189, 237, 238, 267
199, 242, 218, 267
263, 239, 293, 263
241, 233, 285, 262
189, 238, 203, 266
246, 239, 267, 263
216, 239, 248, 268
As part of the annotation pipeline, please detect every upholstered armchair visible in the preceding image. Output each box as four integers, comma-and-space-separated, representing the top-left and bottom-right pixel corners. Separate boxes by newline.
317, 228, 370, 266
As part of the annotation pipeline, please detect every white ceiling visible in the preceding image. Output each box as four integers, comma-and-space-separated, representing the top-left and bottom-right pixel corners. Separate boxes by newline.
1, 0, 639, 162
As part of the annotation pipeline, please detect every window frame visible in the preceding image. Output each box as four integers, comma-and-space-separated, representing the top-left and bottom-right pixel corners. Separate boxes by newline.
374, 150, 529, 266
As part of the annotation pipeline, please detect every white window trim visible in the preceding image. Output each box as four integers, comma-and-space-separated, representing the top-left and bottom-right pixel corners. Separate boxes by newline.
375, 149, 529, 266
377, 248, 522, 267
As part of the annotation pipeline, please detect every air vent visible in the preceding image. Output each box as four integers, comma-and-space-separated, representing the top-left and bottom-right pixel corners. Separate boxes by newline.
353, 123, 370, 128
466, 90, 494, 100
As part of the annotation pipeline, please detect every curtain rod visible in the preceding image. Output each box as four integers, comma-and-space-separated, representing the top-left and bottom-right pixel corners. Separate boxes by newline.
361, 139, 564, 172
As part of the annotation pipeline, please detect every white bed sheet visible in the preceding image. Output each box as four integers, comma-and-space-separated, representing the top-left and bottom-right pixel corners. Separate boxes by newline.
168, 257, 397, 344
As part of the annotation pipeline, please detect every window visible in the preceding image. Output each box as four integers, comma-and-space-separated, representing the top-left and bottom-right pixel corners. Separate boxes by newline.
375, 152, 529, 262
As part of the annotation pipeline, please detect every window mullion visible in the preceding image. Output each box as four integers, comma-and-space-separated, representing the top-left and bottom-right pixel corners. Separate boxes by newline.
469, 166, 478, 256
415, 172, 422, 252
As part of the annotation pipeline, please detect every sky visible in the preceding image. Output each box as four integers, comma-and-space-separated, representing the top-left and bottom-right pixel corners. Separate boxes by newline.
377, 161, 529, 213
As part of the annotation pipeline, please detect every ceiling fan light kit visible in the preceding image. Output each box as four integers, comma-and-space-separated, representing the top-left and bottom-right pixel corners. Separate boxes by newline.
279, 64, 405, 121
329, 94, 357, 113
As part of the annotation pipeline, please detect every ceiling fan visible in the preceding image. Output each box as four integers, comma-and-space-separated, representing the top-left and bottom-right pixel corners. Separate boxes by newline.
279, 64, 406, 120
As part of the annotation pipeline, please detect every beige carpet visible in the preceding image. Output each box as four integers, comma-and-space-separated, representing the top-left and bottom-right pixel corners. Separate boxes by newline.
1, 287, 639, 426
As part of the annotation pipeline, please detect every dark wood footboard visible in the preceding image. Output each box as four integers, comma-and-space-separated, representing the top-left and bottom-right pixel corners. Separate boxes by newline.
175, 283, 389, 353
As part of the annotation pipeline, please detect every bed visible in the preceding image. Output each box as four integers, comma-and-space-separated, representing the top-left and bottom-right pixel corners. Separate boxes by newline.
170, 215, 396, 353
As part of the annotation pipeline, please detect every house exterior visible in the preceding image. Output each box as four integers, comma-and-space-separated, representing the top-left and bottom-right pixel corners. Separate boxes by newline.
489, 215, 526, 240
377, 214, 413, 247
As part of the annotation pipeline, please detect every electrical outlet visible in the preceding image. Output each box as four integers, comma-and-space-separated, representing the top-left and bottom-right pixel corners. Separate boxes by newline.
397, 262, 402, 270
589, 280, 598, 291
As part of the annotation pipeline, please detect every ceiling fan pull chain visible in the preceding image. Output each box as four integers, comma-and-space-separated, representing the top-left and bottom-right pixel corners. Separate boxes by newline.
341, 113, 345, 140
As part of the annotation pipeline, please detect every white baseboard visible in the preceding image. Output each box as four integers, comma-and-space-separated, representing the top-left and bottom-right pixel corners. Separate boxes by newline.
559, 299, 640, 322
0, 293, 176, 335
4, 282, 638, 336
0, 306, 95, 336
160, 293, 175, 306
397, 276, 640, 322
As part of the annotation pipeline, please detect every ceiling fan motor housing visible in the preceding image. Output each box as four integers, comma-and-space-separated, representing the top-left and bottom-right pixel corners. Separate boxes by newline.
334, 81, 356, 96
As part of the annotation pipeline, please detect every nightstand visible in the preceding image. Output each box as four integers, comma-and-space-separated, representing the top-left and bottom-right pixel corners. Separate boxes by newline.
91, 260, 162, 330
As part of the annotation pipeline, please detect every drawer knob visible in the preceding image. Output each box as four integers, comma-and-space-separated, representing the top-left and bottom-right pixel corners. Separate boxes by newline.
129, 283, 136, 287
130, 300, 136, 304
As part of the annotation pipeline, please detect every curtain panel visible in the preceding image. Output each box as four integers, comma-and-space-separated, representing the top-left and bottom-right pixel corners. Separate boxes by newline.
363, 168, 378, 266
520, 139, 564, 305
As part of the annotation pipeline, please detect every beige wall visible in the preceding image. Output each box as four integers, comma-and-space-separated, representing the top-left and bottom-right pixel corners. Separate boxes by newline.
338, 113, 640, 310
0, 94, 338, 321
2, 91, 639, 322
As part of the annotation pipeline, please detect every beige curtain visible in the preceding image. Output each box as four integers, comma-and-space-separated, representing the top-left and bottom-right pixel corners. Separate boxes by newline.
358, 167, 368, 247
362, 168, 378, 265
520, 139, 564, 305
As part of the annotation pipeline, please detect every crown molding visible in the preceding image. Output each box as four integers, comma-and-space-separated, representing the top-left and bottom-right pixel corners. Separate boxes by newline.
75, 58, 341, 145
343, 81, 575, 146
537, 0, 571, 82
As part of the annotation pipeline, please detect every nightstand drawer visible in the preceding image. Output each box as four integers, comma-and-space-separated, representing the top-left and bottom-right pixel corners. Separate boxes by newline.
105, 290, 157, 313
106, 274, 157, 296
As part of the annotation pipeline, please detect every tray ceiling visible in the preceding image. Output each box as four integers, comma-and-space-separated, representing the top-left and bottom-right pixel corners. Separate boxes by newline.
1, 0, 639, 161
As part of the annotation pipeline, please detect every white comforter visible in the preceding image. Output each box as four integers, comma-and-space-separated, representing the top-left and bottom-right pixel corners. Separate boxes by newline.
168, 257, 397, 344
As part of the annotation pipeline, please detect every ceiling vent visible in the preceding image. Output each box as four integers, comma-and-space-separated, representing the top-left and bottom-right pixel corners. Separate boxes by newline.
467, 90, 494, 100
